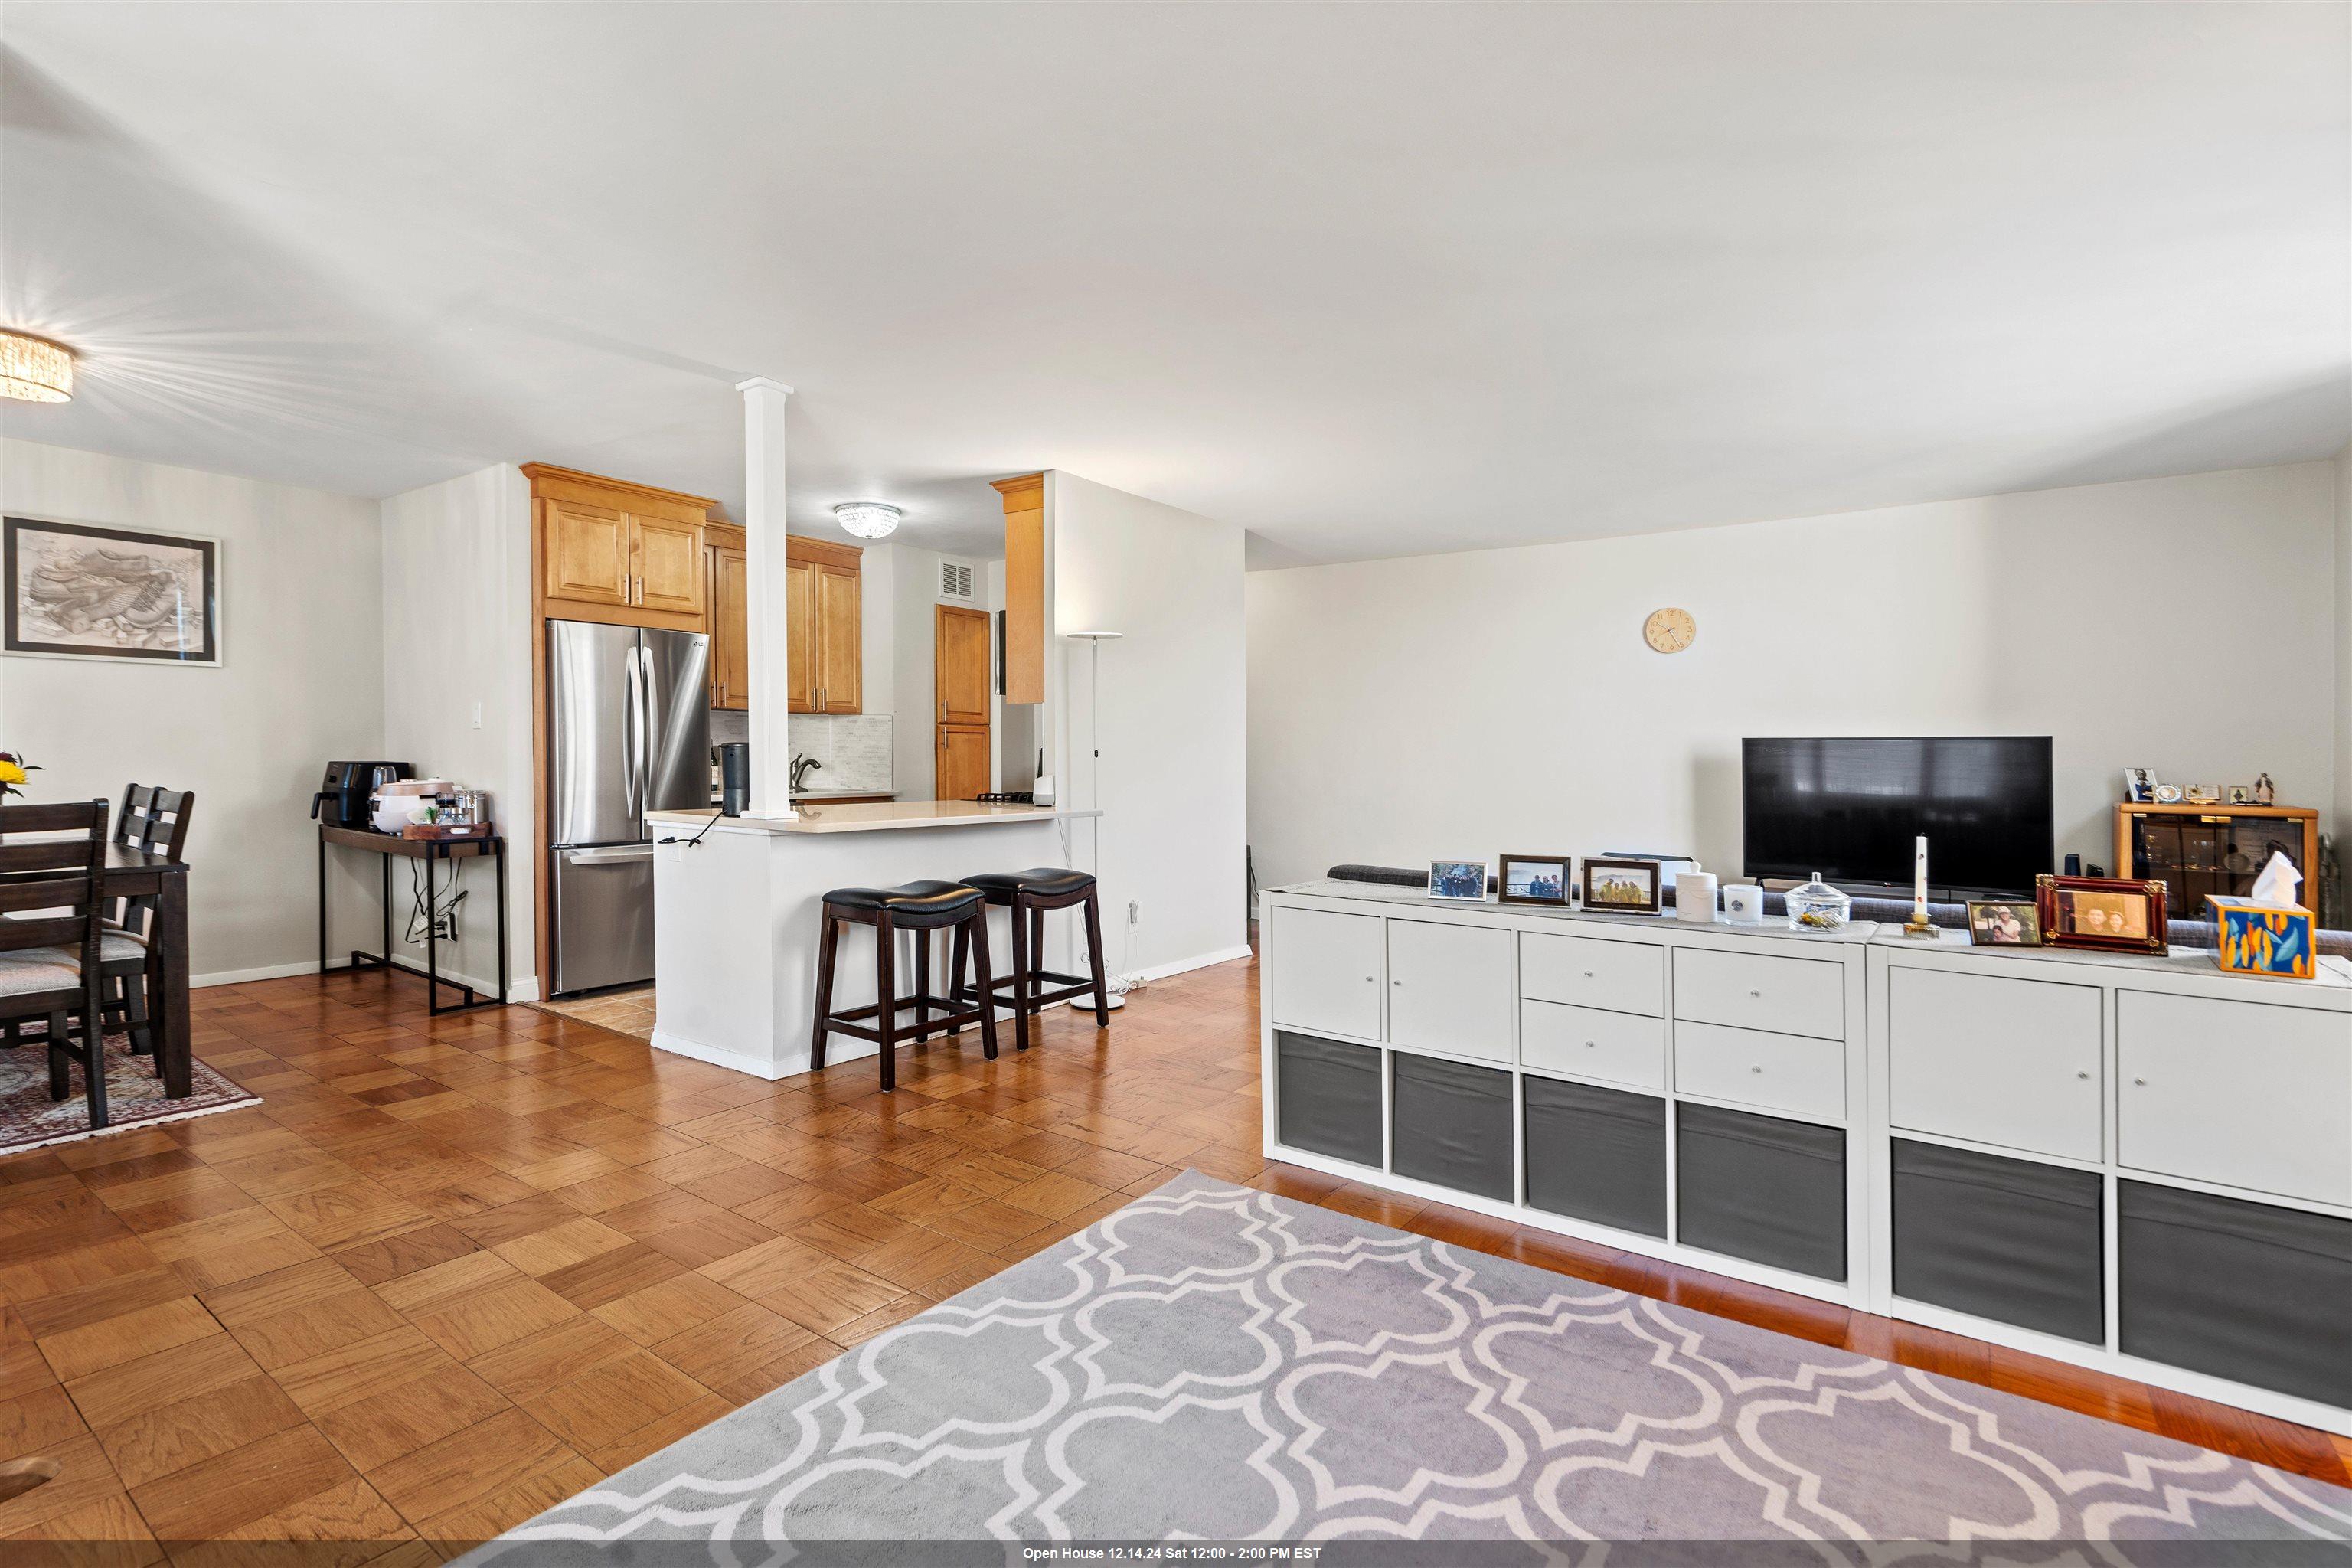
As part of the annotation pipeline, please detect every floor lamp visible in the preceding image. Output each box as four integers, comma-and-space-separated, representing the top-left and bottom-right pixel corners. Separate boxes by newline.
1066, 630, 1125, 1008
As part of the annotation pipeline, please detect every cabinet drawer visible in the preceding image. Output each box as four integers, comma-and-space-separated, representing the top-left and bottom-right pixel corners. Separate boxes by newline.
1268, 906, 1382, 1040
1672, 948, 1844, 1040
1388, 919, 1515, 1062
1521, 1001, 1665, 1091
1520, 931, 1663, 1017
1674, 1021, 1846, 1122
2118, 991, 2352, 1207
1887, 967, 2103, 1162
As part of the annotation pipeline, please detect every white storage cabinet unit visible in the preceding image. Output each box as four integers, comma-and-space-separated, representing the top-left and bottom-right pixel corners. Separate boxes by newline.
1867, 932, 2352, 1436
1260, 880, 1876, 1308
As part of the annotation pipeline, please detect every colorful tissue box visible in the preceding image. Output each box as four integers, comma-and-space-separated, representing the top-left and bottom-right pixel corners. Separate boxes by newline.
2207, 896, 2315, 980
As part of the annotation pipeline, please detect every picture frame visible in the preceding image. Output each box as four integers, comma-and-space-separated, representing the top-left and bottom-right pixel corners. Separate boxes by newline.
2122, 768, 2158, 805
2152, 784, 2184, 804
1579, 856, 1663, 915
2226, 785, 2252, 806
2036, 874, 2167, 956
1427, 859, 1491, 902
5, 514, 221, 666
1498, 853, 1572, 906
1966, 899, 2043, 947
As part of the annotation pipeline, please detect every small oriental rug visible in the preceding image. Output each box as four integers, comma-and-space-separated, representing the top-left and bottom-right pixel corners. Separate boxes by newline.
0, 1024, 257, 1156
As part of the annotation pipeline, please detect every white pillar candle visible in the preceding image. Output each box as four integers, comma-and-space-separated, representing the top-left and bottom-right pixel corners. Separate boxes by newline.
1915, 835, 1929, 909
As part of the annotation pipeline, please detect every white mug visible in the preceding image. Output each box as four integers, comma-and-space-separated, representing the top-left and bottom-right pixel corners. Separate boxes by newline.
1676, 871, 1720, 923
1723, 883, 1766, 925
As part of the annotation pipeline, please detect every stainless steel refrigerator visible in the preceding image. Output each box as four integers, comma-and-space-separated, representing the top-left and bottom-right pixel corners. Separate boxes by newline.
546, 619, 710, 995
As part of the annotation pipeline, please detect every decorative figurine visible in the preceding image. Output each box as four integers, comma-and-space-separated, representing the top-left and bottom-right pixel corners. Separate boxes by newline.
2252, 772, 2276, 807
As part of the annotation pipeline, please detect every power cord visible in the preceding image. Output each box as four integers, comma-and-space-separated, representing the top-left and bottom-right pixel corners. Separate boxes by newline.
406, 858, 469, 946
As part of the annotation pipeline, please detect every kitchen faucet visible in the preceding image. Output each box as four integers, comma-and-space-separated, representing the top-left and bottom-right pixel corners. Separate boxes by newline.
790, 753, 822, 792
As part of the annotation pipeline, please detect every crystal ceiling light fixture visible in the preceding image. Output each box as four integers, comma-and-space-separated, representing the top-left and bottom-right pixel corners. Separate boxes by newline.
833, 501, 901, 540
0, 330, 74, 403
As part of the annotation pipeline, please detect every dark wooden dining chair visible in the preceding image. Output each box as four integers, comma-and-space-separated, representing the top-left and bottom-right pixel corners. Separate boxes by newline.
0, 800, 113, 1129
100, 786, 194, 1063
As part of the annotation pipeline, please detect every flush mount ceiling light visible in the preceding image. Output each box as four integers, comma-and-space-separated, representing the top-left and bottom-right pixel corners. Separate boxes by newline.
0, 330, 74, 403
833, 501, 900, 540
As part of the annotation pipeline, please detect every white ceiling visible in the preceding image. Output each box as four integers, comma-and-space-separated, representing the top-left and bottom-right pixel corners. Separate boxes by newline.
3, 2, 2345, 566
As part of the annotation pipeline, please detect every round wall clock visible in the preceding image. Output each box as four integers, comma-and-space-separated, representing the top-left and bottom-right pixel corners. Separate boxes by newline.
1643, 606, 1696, 654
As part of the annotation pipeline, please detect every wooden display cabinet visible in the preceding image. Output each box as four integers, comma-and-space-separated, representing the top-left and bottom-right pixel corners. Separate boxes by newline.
2115, 803, 2320, 916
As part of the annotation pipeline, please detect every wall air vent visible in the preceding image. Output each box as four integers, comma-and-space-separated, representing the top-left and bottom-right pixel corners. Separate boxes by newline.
939, 560, 975, 602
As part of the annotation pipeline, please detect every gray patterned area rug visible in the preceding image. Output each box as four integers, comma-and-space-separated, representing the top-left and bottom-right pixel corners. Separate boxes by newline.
478, 1171, 2352, 1565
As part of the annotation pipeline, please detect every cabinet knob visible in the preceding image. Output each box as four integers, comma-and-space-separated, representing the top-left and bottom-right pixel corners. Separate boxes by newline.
1364, 975, 1374, 983
1392, 979, 1402, 987
1583, 969, 1596, 978
2134, 1076, 2148, 1086
1583, 1040, 1596, 1049
1748, 989, 1762, 999
1750, 1065, 1762, 1074
2076, 1070, 2090, 1080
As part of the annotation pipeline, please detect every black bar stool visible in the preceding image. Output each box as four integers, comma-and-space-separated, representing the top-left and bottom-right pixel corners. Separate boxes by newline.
952, 867, 1110, 1051
811, 880, 998, 1092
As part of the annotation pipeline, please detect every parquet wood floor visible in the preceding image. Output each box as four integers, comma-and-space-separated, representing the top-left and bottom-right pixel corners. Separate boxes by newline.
2, 949, 2347, 1558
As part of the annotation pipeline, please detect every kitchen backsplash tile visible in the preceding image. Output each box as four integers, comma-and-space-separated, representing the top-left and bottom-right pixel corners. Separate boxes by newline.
789, 714, 893, 792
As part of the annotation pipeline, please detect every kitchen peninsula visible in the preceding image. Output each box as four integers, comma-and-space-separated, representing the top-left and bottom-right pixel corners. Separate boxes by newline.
645, 800, 1100, 1079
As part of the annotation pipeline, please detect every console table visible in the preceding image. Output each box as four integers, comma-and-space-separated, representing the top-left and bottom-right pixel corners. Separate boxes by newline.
318, 825, 508, 1015
1261, 877, 2352, 1437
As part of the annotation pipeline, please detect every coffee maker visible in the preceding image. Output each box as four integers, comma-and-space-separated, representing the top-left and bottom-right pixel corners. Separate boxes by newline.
312, 762, 413, 831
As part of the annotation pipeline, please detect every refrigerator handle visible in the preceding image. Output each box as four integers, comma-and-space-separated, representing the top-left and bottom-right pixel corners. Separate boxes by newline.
635, 642, 655, 814
622, 643, 642, 818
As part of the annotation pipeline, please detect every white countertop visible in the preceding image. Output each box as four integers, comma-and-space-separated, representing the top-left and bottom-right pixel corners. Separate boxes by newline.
650, 801, 1100, 836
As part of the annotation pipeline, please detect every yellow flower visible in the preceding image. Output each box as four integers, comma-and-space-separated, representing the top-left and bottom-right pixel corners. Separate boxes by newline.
0, 760, 24, 786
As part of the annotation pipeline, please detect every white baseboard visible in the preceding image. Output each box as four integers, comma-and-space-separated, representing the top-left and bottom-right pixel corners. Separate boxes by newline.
198, 957, 537, 1004
648, 1028, 799, 1081
1123, 942, 1255, 986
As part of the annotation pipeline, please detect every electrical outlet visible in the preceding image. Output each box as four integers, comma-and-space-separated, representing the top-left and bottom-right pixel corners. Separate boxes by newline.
432, 916, 458, 941
471, 701, 484, 730
1127, 900, 1139, 926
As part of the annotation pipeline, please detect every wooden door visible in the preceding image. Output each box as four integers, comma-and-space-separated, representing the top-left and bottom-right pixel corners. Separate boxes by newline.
708, 546, 748, 709
785, 560, 816, 714
936, 605, 991, 725
815, 564, 861, 713
543, 501, 632, 606
937, 724, 991, 802
632, 515, 705, 615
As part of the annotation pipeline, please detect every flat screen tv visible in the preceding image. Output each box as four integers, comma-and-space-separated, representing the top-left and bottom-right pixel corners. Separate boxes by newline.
1742, 736, 2054, 896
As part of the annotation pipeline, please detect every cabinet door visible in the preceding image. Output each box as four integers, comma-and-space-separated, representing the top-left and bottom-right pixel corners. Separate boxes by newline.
815, 564, 861, 714
708, 547, 748, 709
1887, 967, 2103, 1162
632, 515, 704, 615
1388, 920, 1514, 1063
543, 501, 632, 606
936, 724, 990, 801
936, 604, 992, 725
785, 560, 816, 714
1268, 906, 1383, 1041
2118, 991, 2352, 1206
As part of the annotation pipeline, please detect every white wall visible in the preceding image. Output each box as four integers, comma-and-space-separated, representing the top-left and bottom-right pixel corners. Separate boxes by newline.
380, 465, 537, 998
1052, 472, 1250, 980
1248, 462, 2341, 897
0, 438, 384, 982
2335, 442, 2351, 917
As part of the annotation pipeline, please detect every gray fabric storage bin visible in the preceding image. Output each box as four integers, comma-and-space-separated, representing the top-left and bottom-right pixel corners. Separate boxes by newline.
1390, 1052, 1514, 1201
1676, 1103, 1847, 1281
2118, 1180, 2352, 1408
1892, 1138, 2104, 1344
1524, 1077, 1668, 1238
1275, 1031, 1383, 1168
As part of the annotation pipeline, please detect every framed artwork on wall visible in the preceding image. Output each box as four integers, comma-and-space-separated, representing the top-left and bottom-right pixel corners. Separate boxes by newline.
4, 515, 220, 665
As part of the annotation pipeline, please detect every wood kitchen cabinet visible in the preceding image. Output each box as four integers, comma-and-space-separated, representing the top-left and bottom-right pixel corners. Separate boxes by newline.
705, 524, 748, 710
936, 724, 991, 801
786, 537, 862, 714
525, 465, 714, 626
699, 528, 864, 714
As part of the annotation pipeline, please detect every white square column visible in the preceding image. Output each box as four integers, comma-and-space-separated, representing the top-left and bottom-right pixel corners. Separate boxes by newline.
737, 376, 796, 819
